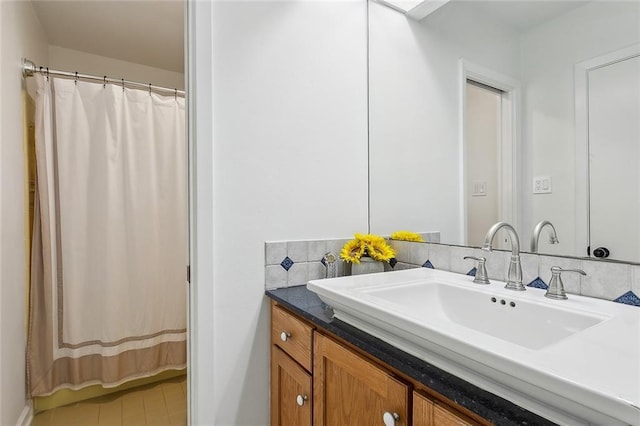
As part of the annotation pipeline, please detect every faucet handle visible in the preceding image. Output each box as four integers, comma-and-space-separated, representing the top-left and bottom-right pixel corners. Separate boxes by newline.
545, 266, 586, 300
463, 256, 490, 285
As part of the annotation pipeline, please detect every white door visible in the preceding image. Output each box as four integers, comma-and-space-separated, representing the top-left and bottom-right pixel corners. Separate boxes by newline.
588, 55, 640, 261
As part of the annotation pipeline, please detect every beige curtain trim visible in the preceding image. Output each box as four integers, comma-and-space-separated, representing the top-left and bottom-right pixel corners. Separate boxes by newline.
59, 328, 187, 349
29, 340, 186, 398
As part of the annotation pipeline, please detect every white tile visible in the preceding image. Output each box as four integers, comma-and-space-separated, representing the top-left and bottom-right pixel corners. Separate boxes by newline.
394, 262, 418, 271
422, 232, 440, 243
265, 265, 287, 290
308, 262, 326, 281
409, 242, 429, 266
287, 262, 309, 287
450, 246, 483, 275
326, 239, 348, 257
520, 253, 539, 287
632, 265, 640, 295
428, 244, 451, 271
308, 240, 327, 262
287, 241, 308, 263
484, 250, 508, 282
538, 255, 583, 295
389, 240, 411, 264
580, 259, 631, 300
265, 242, 287, 265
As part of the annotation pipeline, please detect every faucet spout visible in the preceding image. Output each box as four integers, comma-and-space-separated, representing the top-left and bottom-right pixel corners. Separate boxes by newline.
531, 220, 559, 252
482, 222, 524, 291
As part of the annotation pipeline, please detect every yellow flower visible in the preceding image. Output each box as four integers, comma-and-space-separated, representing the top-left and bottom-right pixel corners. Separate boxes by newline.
390, 230, 424, 242
340, 234, 396, 264
340, 239, 366, 264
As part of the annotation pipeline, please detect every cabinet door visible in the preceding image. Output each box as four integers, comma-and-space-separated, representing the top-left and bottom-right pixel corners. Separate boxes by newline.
314, 333, 409, 426
413, 391, 475, 426
271, 346, 312, 426
413, 391, 433, 426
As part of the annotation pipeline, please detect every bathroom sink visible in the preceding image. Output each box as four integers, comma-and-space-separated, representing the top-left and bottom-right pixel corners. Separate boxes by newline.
307, 268, 640, 426
362, 280, 606, 350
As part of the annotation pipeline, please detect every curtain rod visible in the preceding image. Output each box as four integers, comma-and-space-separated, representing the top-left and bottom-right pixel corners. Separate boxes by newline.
21, 58, 185, 98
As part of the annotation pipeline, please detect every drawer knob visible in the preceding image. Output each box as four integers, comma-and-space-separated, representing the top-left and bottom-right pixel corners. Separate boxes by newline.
296, 394, 308, 407
280, 331, 291, 342
383, 411, 399, 426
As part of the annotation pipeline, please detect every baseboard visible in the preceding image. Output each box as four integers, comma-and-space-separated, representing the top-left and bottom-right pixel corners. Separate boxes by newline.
15, 402, 33, 426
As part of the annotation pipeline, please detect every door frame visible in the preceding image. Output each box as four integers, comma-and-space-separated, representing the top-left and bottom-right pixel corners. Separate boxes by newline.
574, 43, 640, 257
458, 59, 521, 245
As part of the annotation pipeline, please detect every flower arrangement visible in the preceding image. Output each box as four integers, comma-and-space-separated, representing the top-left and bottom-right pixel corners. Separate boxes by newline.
390, 230, 425, 242
340, 233, 396, 264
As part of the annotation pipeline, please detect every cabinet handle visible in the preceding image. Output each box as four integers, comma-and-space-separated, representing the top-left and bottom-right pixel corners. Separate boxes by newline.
280, 331, 291, 342
296, 394, 308, 407
382, 411, 399, 426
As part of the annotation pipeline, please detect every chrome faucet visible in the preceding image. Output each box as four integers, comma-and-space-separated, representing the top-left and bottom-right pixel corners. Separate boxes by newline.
482, 222, 524, 291
531, 220, 559, 253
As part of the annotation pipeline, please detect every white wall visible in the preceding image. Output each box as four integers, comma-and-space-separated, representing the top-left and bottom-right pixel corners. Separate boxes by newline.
48, 46, 185, 90
520, 1, 640, 256
0, 1, 48, 424
368, 1, 520, 243
191, 1, 369, 424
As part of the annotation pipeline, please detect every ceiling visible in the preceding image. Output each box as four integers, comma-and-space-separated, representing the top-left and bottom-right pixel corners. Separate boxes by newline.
31, 0, 184, 73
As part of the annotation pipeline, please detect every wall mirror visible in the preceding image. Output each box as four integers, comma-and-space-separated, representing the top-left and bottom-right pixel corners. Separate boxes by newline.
368, 0, 640, 263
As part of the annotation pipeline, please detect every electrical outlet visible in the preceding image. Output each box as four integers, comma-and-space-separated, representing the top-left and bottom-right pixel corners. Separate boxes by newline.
533, 176, 552, 194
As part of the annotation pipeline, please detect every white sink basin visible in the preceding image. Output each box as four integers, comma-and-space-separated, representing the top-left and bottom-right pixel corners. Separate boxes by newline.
363, 281, 606, 350
307, 268, 640, 426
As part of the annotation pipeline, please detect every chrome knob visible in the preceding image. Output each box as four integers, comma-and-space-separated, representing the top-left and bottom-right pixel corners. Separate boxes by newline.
296, 394, 308, 406
383, 411, 399, 426
463, 256, 490, 284
280, 331, 291, 342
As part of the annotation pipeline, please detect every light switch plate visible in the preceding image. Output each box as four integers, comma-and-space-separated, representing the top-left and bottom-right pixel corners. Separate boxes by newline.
533, 176, 552, 194
472, 181, 487, 197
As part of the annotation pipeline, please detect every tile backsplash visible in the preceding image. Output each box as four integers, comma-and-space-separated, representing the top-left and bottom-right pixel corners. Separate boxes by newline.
264, 239, 350, 289
265, 238, 640, 305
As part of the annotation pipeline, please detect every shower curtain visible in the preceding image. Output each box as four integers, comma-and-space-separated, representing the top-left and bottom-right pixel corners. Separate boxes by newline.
27, 74, 187, 397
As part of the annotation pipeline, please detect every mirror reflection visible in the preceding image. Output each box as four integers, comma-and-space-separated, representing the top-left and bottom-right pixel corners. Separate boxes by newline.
368, 0, 640, 263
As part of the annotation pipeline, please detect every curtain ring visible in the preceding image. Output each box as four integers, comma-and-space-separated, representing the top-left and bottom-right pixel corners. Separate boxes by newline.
46, 67, 49, 81
74, 71, 78, 85
149, 83, 152, 95
121, 78, 125, 92
103, 76, 107, 89
174, 88, 177, 101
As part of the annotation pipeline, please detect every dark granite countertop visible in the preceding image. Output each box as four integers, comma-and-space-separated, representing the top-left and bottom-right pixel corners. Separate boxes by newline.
266, 285, 556, 426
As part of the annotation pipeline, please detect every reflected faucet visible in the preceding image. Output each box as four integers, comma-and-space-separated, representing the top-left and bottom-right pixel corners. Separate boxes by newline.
482, 222, 524, 291
531, 220, 559, 253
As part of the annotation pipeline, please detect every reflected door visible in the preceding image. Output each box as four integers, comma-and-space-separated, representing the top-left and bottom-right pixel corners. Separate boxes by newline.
588, 55, 640, 261
465, 81, 502, 247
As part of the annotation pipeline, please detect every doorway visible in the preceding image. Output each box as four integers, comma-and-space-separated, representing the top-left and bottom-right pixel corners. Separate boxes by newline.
464, 80, 503, 247
459, 60, 519, 248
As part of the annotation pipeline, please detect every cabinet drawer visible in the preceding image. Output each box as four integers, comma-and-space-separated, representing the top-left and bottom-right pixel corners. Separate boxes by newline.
271, 303, 313, 371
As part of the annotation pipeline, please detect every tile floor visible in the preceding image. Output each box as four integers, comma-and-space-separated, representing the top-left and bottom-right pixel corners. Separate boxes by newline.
32, 375, 187, 426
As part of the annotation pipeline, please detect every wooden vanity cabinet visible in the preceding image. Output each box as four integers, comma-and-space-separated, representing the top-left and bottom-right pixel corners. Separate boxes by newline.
270, 301, 487, 426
